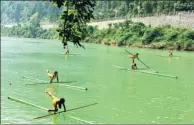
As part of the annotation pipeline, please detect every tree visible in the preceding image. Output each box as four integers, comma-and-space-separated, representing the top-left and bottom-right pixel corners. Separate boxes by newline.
142, 1, 153, 14
50, 0, 96, 49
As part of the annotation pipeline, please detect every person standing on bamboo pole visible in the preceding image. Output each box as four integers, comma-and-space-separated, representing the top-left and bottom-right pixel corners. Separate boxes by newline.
169, 51, 173, 57
64, 45, 69, 55
129, 53, 139, 63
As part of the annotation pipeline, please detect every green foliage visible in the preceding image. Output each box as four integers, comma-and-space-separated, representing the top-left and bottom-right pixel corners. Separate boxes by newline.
2, 0, 194, 25
1, 22, 58, 39
87, 25, 96, 34
84, 20, 194, 50
1, 1, 62, 24
51, 0, 96, 49
93, 0, 194, 20
142, 27, 164, 45
1, 0, 194, 51
182, 30, 194, 40
129, 22, 146, 36
165, 31, 179, 41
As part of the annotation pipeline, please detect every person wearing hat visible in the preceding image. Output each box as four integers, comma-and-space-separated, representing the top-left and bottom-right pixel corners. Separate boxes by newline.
45, 91, 66, 113
46, 69, 59, 83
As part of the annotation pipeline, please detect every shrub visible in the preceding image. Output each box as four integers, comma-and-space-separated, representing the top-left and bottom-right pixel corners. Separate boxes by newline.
165, 31, 178, 41
183, 30, 194, 40
142, 27, 164, 45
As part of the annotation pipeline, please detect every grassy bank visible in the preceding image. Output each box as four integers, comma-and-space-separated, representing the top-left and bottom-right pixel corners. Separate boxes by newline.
84, 20, 194, 51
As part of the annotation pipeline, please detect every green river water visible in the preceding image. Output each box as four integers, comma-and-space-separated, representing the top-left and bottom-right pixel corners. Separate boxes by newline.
1, 37, 194, 124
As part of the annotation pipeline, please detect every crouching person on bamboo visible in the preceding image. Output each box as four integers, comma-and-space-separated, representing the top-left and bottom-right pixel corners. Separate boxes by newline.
45, 91, 66, 113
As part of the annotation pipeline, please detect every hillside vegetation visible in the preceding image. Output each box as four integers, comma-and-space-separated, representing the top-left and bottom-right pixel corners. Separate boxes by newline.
85, 20, 194, 51
1, 0, 194, 51
1, 0, 194, 24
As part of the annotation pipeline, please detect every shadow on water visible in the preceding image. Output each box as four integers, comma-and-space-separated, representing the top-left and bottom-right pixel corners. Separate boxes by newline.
34, 103, 98, 119
129, 72, 136, 92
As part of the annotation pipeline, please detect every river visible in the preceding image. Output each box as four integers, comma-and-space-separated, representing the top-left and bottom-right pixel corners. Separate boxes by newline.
1, 37, 194, 124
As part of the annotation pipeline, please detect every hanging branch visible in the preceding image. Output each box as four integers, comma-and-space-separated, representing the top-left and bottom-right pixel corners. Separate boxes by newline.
51, 0, 96, 49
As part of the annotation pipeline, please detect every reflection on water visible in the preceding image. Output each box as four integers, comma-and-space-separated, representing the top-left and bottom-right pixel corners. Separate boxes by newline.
1, 37, 194, 124
168, 57, 172, 64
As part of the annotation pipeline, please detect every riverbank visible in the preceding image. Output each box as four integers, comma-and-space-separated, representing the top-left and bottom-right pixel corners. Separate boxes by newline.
85, 20, 194, 51
101, 41, 194, 51
1, 20, 194, 51
1, 25, 59, 40
2, 34, 194, 51
1, 35, 194, 51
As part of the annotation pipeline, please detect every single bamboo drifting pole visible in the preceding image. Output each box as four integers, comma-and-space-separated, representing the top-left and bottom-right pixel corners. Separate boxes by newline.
112, 65, 178, 79
23, 76, 87, 91
8, 96, 96, 124
159, 55, 180, 58
25, 81, 77, 85
22, 76, 46, 82
59, 53, 82, 56
8, 96, 48, 111
33, 103, 98, 119
67, 116, 94, 124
